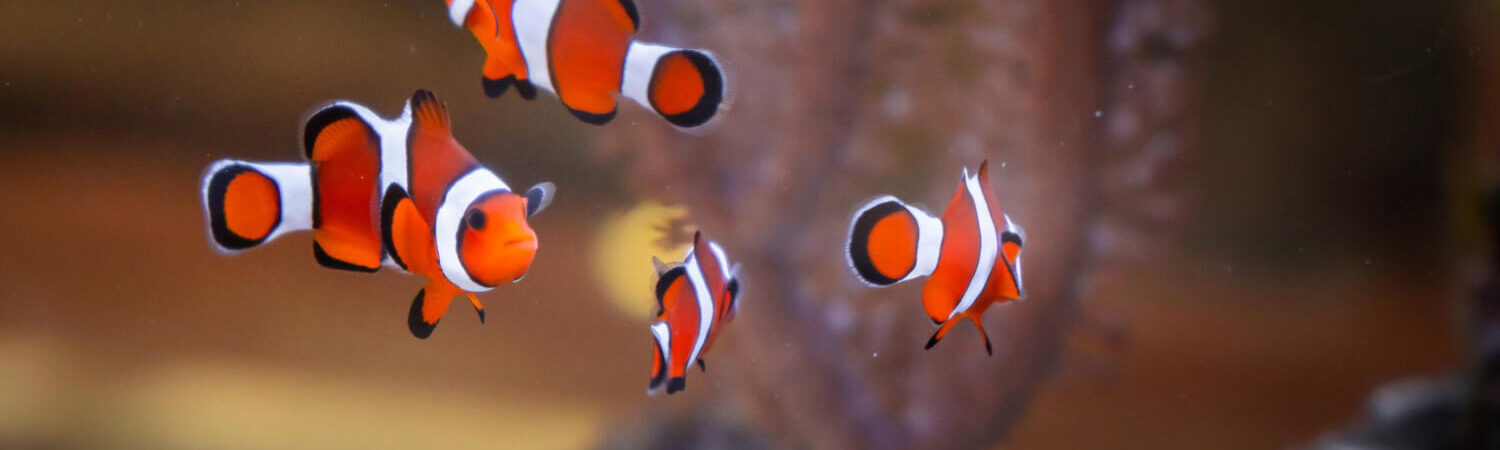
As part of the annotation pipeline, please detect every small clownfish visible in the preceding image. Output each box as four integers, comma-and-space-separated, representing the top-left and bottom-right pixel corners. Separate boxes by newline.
845, 161, 1025, 355
200, 89, 556, 339
647, 232, 741, 394
444, 0, 727, 129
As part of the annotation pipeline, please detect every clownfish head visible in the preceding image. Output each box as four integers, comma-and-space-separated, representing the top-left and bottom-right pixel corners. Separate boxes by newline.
453, 182, 556, 287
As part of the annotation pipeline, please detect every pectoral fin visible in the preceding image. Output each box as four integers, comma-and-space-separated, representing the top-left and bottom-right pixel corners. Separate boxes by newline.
381, 185, 433, 274
466, 292, 486, 324
407, 288, 455, 339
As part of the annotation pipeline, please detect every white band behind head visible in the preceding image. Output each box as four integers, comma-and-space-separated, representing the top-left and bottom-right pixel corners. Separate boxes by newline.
951, 168, 998, 319
682, 253, 716, 373
436, 169, 511, 292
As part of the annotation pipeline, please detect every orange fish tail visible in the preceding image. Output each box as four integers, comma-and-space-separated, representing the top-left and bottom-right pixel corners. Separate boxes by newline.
847, 196, 942, 286
621, 43, 726, 129
202, 160, 312, 253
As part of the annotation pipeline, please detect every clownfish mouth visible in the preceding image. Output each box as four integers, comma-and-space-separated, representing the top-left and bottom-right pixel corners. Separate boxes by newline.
502, 236, 536, 249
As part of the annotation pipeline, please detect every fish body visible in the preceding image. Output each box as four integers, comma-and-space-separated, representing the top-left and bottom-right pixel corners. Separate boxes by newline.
201, 90, 555, 339
446, 0, 726, 129
648, 232, 740, 394
845, 161, 1025, 354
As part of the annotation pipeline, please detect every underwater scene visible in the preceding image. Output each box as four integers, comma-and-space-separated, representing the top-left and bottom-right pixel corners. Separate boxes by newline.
1, 0, 1494, 449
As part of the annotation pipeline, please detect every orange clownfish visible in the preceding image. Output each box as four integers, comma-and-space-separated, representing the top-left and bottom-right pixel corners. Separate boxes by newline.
200, 89, 556, 339
648, 232, 741, 394
845, 161, 1025, 355
445, 0, 726, 129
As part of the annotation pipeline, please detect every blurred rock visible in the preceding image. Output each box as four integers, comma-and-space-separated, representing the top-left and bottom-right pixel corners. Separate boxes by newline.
597, 0, 1214, 449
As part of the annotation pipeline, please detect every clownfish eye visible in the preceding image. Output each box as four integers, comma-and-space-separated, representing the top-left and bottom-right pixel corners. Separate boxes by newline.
466, 209, 487, 230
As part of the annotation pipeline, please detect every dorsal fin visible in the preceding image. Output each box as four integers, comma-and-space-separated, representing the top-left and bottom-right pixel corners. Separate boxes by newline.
409, 89, 452, 135
302, 105, 362, 159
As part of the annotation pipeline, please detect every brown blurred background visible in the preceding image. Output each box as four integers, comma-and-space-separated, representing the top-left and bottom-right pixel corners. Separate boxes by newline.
0, 0, 1487, 449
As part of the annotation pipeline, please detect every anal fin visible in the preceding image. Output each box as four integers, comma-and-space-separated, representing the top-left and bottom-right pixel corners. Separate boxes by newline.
971, 315, 994, 356
465, 292, 486, 324
924, 315, 994, 355
924, 318, 961, 350
515, 79, 537, 100
482, 74, 516, 99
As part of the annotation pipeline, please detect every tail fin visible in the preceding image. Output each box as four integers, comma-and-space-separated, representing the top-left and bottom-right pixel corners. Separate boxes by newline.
202, 160, 312, 253
847, 196, 944, 286
620, 43, 726, 129
925, 318, 961, 350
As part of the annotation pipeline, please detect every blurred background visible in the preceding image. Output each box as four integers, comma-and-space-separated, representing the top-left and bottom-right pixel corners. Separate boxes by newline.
0, 0, 1492, 448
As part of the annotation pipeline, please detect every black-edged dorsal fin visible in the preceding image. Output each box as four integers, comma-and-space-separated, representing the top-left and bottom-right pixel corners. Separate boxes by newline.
302, 104, 363, 159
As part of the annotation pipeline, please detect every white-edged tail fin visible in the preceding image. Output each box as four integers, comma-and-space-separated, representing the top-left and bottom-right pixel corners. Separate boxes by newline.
620, 42, 727, 129
201, 160, 312, 253
846, 195, 944, 286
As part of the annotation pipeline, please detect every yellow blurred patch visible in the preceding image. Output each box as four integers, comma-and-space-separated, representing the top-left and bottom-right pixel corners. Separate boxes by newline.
591, 201, 695, 318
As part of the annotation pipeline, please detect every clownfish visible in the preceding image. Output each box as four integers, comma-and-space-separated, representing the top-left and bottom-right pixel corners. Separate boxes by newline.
845, 161, 1025, 355
200, 89, 556, 339
445, 0, 727, 129
647, 232, 741, 394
